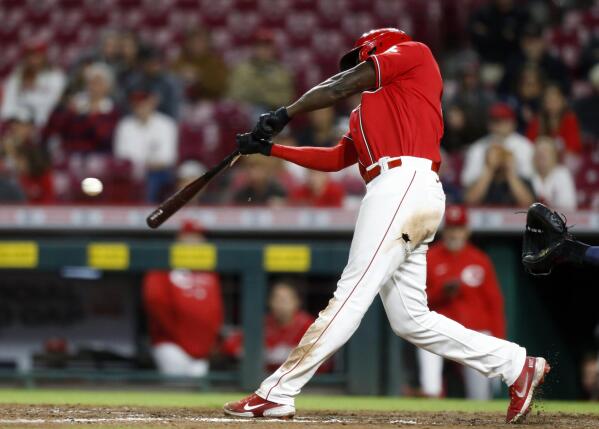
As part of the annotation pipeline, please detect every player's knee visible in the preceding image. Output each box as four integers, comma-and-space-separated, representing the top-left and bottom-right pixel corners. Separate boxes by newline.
390, 308, 433, 338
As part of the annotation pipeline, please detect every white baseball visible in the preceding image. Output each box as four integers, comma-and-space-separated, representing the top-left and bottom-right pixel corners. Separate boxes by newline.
81, 177, 103, 196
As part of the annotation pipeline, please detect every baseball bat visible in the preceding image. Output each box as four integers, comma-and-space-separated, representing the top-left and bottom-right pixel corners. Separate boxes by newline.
146, 150, 241, 229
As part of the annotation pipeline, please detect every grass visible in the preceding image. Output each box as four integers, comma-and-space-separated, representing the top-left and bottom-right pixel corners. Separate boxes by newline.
0, 388, 598, 414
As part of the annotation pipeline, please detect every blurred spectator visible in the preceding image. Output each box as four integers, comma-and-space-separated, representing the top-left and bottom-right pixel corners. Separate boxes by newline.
175, 159, 223, 204
42, 63, 120, 158
294, 107, 338, 147
116, 31, 141, 84
500, 23, 570, 97
442, 63, 495, 152
441, 104, 486, 153
228, 29, 294, 114
462, 103, 535, 206
579, 36, 599, 78
511, 65, 545, 131
290, 170, 345, 207
1, 107, 37, 170
12, 143, 54, 204
531, 137, 577, 210
114, 89, 178, 202
221, 280, 318, 372
0, 176, 24, 202
1, 40, 66, 126
574, 64, 599, 140
419, 205, 505, 399
232, 157, 286, 205
173, 29, 228, 101
143, 220, 223, 377
526, 84, 582, 154
468, 0, 530, 64
123, 46, 182, 118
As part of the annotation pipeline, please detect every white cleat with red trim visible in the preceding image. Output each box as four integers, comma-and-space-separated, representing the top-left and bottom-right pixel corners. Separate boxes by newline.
223, 393, 295, 419
506, 356, 551, 424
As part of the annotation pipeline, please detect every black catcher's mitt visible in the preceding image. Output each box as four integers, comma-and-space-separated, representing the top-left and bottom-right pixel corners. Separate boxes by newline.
521, 202, 585, 275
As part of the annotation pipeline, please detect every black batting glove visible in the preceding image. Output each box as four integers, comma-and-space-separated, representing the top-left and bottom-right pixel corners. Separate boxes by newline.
252, 107, 291, 140
236, 132, 272, 156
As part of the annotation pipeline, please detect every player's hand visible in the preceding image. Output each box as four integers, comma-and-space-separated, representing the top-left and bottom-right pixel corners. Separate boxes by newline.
236, 132, 273, 156
252, 107, 291, 140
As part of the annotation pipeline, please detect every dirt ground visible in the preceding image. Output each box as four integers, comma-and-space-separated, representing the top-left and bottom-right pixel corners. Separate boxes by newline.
0, 404, 598, 429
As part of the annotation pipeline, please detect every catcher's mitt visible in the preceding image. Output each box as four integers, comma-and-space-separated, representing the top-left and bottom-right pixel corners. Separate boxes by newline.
521, 203, 573, 275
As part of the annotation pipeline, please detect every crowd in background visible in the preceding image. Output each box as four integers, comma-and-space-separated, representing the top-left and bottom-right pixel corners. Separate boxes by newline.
0, 0, 598, 209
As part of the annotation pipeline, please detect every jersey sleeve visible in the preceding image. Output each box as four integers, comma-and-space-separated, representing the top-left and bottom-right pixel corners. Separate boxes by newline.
367, 43, 424, 88
270, 134, 358, 172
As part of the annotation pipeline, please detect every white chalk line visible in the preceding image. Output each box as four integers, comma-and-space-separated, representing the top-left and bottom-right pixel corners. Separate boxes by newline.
0, 416, 418, 425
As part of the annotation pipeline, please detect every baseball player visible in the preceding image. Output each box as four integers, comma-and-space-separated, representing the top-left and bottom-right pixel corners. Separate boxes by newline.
224, 28, 549, 423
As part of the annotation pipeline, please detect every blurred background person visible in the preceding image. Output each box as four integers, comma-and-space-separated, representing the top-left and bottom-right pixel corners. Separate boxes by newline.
228, 29, 293, 116
173, 29, 228, 102
123, 46, 182, 119
420, 205, 506, 399
221, 280, 328, 373
468, 0, 530, 65
1, 40, 66, 127
42, 62, 120, 160
531, 137, 577, 210
526, 84, 582, 154
289, 170, 345, 207
232, 156, 286, 206
143, 220, 223, 377
500, 23, 570, 97
462, 103, 535, 206
510, 65, 545, 131
114, 88, 177, 202
574, 64, 599, 142
294, 107, 338, 148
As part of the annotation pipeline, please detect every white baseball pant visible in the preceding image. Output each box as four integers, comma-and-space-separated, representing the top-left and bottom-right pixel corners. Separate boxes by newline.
256, 157, 527, 406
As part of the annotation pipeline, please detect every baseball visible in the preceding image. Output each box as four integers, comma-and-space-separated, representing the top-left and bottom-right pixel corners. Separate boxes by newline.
81, 177, 103, 196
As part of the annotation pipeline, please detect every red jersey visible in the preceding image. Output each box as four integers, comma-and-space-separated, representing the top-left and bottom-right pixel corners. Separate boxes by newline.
525, 111, 582, 153
143, 270, 224, 358
271, 41, 443, 177
426, 242, 506, 339
354, 41, 443, 164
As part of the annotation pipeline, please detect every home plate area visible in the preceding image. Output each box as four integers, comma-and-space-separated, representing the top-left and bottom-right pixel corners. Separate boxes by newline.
0, 405, 597, 429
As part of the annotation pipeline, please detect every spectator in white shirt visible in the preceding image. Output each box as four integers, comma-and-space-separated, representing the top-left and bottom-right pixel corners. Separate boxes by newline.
114, 89, 177, 202
531, 137, 577, 210
462, 103, 535, 207
462, 103, 534, 185
1, 40, 66, 127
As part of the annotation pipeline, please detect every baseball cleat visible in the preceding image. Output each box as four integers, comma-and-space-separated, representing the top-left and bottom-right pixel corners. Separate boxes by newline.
506, 356, 551, 423
223, 393, 295, 418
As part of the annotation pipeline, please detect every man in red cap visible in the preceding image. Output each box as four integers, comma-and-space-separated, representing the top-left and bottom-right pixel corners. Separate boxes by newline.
143, 219, 223, 377
419, 205, 506, 400
226, 29, 548, 423
461, 102, 535, 207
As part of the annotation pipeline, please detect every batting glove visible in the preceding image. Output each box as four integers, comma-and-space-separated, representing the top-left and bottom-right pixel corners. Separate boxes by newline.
236, 132, 272, 156
253, 107, 290, 140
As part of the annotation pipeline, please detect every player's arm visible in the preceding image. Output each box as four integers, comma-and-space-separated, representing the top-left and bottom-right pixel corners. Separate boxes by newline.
237, 133, 359, 172
287, 61, 376, 116
252, 62, 376, 139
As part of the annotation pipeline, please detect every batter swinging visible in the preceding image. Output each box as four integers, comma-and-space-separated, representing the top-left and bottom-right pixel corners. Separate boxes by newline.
224, 28, 549, 424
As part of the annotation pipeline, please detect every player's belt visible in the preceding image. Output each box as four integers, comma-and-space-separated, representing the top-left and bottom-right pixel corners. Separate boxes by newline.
363, 156, 441, 184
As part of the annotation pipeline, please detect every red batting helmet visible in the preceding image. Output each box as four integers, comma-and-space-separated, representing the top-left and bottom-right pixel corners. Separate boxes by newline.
339, 28, 412, 71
